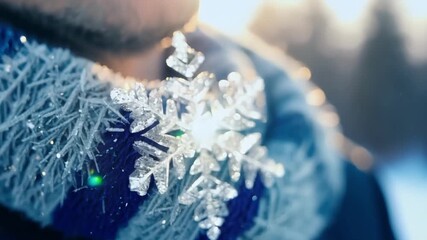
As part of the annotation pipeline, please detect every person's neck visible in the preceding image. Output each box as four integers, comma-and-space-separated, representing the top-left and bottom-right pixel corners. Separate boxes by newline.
83, 43, 165, 81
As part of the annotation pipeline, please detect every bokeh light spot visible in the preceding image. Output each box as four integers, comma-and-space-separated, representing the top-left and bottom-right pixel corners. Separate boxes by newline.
88, 174, 104, 187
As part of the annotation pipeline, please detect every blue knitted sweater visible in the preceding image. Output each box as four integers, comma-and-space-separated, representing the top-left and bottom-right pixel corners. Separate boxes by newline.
0, 24, 342, 240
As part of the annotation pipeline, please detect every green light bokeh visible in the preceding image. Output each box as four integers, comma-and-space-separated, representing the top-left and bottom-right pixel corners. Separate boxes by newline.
88, 174, 103, 187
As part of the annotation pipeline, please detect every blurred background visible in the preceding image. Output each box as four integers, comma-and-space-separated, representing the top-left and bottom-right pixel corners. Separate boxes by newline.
200, 0, 427, 240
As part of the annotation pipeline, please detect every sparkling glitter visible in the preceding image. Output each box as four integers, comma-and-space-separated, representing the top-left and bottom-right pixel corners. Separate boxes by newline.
110, 31, 284, 240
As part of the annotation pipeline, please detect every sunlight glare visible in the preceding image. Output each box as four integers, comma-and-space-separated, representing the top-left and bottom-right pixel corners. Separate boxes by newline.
199, 0, 262, 35
324, 0, 370, 24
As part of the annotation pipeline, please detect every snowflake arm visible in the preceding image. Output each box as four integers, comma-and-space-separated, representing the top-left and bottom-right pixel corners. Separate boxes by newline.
110, 31, 285, 239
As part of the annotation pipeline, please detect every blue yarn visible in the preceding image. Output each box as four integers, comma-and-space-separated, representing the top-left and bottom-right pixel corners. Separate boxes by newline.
0, 22, 22, 56
53, 112, 146, 240
0, 25, 342, 239
53, 109, 266, 240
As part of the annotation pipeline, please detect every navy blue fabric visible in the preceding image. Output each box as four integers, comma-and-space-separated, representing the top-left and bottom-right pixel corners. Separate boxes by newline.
52, 108, 266, 240
0, 24, 396, 240
318, 162, 395, 240
53, 113, 147, 240
52, 110, 266, 240
0, 22, 22, 57
0, 204, 66, 240
52, 31, 269, 239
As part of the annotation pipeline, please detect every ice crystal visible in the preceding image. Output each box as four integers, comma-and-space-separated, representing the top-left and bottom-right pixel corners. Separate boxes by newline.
111, 31, 284, 240
111, 84, 193, 196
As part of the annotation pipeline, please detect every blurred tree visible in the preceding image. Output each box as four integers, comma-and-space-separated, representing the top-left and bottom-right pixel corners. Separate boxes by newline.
282, 0, 357, 126
411, 62, 427, 151
350, 0, 416, 155
252, 0, 425, 159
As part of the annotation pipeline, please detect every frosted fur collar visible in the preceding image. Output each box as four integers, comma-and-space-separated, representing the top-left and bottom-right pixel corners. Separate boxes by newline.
0, 28, 343, 239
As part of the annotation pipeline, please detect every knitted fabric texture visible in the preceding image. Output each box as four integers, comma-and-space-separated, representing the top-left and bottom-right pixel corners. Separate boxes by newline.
0, 24, 343, 240
53, 33, 268, 239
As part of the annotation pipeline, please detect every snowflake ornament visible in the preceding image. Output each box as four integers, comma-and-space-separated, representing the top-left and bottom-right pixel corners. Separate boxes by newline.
110, 31, 285, 240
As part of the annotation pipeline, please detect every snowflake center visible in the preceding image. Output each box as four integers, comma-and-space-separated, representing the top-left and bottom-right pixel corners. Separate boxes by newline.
190, 113, 220, 149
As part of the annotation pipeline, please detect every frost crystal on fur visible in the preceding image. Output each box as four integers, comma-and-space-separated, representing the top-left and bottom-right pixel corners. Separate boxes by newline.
111, 32, 284, 239
0, 38, 119, 222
